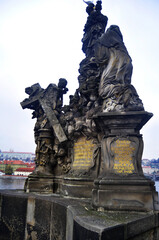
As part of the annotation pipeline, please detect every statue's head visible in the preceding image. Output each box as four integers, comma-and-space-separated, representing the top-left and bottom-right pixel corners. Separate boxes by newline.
58, 78, 67, 88
84, 1, 102, 15
108, 25, 123, 40
86, 3, 95, 15
25, 83, 41, 96
95, 1, 102, 12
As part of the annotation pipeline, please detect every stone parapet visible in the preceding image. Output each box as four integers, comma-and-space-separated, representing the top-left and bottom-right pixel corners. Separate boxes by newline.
0, 190, 159, 240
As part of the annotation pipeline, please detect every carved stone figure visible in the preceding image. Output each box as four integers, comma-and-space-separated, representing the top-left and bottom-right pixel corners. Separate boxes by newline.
78, 1, 107, 111
95, 25, 144, 112
19, 0, 159, 212
82, 0, 108, 57
21, 80, 69, 176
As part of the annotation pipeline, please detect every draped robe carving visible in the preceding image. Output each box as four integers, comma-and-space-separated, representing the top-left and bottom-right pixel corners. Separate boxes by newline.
95, 25, 144, 112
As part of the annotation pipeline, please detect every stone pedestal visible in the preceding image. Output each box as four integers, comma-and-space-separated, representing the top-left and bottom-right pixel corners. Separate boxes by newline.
24, 175, 55, 193
24, 175, 63, 194
60, 177, 94, 198
92, 111, 159, 211
60, 136, 99, 198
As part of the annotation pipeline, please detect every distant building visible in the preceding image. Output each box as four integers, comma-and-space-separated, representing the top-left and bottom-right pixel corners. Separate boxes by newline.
14, 167, 35, 176
142, 166, 152, 174
142, 159, 150, 166
0, 160, 35, 173
0, 151, 35, 161
142, 166, 158, 175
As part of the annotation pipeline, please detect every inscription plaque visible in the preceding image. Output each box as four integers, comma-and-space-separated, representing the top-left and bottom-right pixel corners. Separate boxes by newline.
111, 139, 135, 174
72, 137, 95, 170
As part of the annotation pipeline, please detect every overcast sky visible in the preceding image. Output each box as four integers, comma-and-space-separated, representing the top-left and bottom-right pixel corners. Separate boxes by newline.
0, 0, 159, 159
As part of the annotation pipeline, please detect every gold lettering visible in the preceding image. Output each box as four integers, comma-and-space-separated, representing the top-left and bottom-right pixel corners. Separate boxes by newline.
72, 137, 95, 170
111, 139, 135, 175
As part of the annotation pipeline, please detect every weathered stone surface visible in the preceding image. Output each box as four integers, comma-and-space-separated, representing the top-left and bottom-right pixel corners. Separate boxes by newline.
25, 175, 55, 193
1, 190, 159, 240
20, 1, 109, 193
0, 192, 27, 239
73, 220, 100, 240
21, 81, 69, 178
127, 214, 156, 239
91, 111, 159, 211
101, 225, 125, 240
50, 201, 67, 240
95, 25, 144, 113
61, 177, 94, 198
20, 0, 157, 216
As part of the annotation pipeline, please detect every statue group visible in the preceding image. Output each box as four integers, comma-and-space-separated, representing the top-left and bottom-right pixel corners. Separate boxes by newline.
21, 1, 158, 211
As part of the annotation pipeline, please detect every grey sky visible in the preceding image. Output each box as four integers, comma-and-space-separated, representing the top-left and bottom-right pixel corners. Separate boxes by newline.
0, 0, 159, 159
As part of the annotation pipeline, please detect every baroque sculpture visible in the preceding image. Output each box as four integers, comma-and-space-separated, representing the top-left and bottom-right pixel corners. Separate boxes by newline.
96, 25, 144, 112
21, 0, 159, 211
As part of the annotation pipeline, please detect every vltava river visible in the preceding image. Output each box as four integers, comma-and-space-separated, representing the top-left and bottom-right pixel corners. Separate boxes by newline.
0, 176, 27, 189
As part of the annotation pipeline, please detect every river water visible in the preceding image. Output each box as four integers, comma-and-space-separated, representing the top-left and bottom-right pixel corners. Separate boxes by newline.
0, 176, 159, 193
0, 176, 27, 190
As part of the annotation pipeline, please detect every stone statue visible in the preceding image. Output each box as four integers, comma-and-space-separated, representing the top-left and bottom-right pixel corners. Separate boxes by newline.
82, 0, 108, 57
21, 80, 70, 176
19, 0, 158, 212
76, 0, 108, 119
95, 25, 144, 112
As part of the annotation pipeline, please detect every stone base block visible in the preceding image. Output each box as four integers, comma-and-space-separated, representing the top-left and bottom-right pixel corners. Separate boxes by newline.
60, 177, 94, 198
24, 175, 60, 193
92, 178, 159, 211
